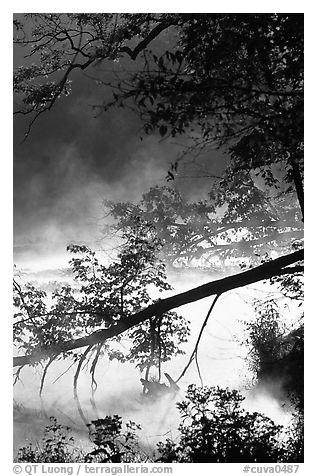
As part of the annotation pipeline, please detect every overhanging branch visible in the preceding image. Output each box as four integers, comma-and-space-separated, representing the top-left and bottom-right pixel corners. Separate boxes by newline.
119, 20, 177, 60
13, 249, 303, 368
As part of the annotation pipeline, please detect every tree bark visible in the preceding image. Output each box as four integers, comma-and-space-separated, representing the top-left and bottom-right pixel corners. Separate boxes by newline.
13, 249, 303, 368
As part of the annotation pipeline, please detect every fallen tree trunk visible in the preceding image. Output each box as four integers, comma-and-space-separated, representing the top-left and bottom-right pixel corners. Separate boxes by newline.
13, 249, 303, 368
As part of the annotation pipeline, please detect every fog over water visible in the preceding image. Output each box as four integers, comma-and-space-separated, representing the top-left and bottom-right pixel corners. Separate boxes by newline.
13, 254, 298, 454
13, 24, 301, 455
13, 139, 299, 455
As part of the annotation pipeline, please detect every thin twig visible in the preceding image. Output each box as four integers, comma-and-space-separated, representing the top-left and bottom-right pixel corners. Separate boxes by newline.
13, 365, 25, 385
176, 294, 221, 383
195, 352, 203, 387
39, 354, 58, 396
73, 346, 93, 425
90, 342, 103, 418
52, 361, 76, 384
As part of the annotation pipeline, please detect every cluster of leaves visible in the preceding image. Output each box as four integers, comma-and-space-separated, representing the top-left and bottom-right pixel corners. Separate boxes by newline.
13, 16, 304, 451
13, 217, 189, 375
243, 298, 288, 375
14, 15, 303, 175
106, 14, 304, 242
282, 412, 304, 462
104, 15, 303, 183
157, 385, 302, 463
270, 241, 304, 301
103, 184, 303, 270
13, 14, 180, 127
242, 297, 304, 411
15, 415, 147, 464
104, 186, 215, 267
14, 14, 303, 272
15, 385, 303, 463
15, 417, 83, 463
85, 415, 148, 463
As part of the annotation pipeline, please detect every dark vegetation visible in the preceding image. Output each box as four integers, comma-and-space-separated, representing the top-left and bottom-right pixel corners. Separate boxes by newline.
243, 298, 304, 412
15, 384, 303, 463
14, 13, 303, 463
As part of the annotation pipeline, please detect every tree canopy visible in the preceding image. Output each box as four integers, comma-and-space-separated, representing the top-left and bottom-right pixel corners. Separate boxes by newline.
14, 14, 303, 209
14, 13, 304, 266
15, 386, 303, 463
13, 13, 304, 405
13, 14, 304, 464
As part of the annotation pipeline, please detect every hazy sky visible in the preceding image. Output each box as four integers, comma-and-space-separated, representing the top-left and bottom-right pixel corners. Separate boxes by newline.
14, 35, 225, 268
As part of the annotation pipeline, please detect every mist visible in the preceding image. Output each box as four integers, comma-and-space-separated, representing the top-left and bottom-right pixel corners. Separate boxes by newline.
13, 262, 299, 455
13, 15, 303, 461
13, 122, 299, 457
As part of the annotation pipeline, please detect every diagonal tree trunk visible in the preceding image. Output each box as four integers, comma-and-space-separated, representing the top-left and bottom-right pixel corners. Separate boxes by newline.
13, 249, 303, 368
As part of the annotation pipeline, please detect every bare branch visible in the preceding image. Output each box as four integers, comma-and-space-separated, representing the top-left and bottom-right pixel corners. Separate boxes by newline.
176, 294, 221, 383
73, 346, 93, 424
39, 354, 58, 396
13, 365, 25, 385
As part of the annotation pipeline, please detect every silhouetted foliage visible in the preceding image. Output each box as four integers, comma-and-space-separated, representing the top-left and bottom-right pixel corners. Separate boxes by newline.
243, 297, 304, 412
14, 14, 303, 372
85, 415, 148, 462
13, 218, 189, 381
282, 413, 304, 462
14, 14, 303, 213
15, 417, 83, 463
15, 386, 303, 463
103, 185, 303, 269
157, 385, 285, 462
13, 17, 304, 462
14, 14, 304, 220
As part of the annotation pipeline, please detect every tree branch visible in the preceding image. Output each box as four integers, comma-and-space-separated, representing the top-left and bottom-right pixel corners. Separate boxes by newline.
13, 249, 303, 368
176, 294, 221, 383
119, 20, 177, 60
189, 230, 304, 259
290, 158, 304, 221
